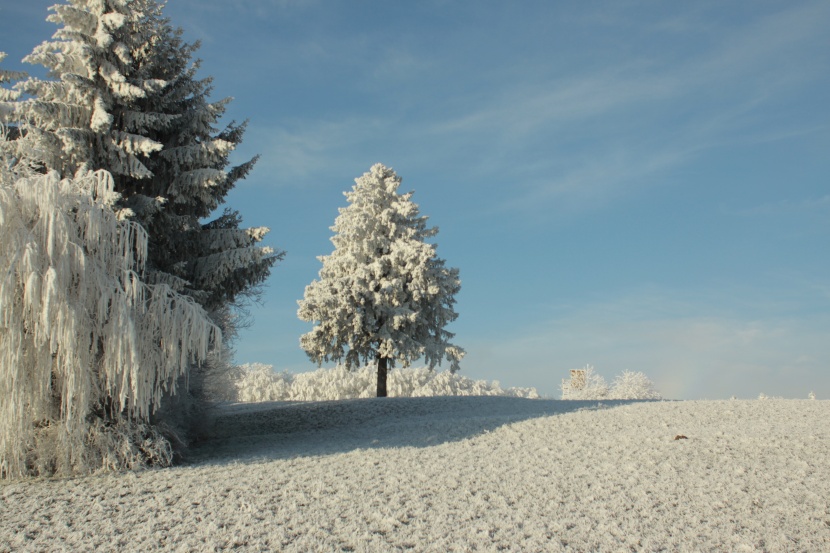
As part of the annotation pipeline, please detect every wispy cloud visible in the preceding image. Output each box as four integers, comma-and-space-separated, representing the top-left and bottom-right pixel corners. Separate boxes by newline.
173, 0, 829, 218
730, 195, 830, 217
242, 116, 399, 188
415, 2, 830, 214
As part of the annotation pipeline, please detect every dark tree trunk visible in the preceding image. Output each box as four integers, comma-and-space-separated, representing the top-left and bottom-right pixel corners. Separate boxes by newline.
376, 356, 388, 397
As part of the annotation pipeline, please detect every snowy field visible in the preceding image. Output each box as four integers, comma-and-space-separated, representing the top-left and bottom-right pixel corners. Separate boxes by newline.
2, 397, 829, 552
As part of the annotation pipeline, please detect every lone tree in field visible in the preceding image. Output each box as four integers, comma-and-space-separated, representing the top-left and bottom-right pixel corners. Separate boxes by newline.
298, 164, 464, 397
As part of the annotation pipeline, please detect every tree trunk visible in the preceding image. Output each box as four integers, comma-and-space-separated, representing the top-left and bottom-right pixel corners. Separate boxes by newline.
376, 356, 388, 397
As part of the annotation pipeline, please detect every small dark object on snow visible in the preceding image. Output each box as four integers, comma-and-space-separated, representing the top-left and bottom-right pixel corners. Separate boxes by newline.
674, 435, 688, 440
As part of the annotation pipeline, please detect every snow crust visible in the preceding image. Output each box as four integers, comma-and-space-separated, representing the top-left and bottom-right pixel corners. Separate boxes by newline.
2, 398, 828, 551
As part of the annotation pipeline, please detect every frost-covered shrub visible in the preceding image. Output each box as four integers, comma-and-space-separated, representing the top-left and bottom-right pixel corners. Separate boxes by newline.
234, 363, 293, 403
560, 365, 609, 400
152, 343, 243, 454
561, 366, 662, 400
757, 393, 783, 400
234, 364, 539, 402
23, 418, 173, 478
609, 370, 662, 400
395, 368, 538, 398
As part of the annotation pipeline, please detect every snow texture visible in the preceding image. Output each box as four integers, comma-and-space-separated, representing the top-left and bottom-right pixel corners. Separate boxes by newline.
2, 397, 828, 551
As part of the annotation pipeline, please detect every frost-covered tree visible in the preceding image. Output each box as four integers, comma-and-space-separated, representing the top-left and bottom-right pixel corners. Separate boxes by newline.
0, 162, 218, 479
1, 1, 281, 447
0, 0, 280, 313
2, 1, 164, 179
298, 164, 464, 397
609, 370, 662, 400
0, 54, 26, 151
561, 366, 662, 400
560, 365, 609, 400
110, 8, 278, 312
0, 52, 24, 118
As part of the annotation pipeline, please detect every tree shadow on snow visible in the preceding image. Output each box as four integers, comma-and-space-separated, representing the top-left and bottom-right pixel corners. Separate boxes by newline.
189, 396, 653, 467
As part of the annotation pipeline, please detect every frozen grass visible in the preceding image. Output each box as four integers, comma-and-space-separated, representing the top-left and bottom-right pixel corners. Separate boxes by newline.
2, 397, 829, 551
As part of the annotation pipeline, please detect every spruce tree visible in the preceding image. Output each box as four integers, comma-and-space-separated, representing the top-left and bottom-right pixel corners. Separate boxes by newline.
1, 0, 280, 314
0, 1, 281, 458
3, 1, 165, 181
298, 164, 464, 397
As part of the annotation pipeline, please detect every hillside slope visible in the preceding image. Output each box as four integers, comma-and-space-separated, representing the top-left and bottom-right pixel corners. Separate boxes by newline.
2, 398, 828, 551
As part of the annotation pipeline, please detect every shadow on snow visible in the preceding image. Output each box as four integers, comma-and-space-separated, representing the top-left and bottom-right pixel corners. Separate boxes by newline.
190, 396, 654, 467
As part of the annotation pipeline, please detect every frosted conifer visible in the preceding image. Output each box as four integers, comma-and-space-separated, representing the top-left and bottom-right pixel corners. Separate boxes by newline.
114, 11, 280, 311
0, 1, 281, 461
2, 0, 165, 180
0, 52, 24, 104
298, 164, 464, 397
0, 0, 281, 313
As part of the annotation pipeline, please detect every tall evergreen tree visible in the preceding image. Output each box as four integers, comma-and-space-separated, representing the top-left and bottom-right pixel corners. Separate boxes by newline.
298, 164, 464, 397
3, 1, 164, 181
0, 1, 281, 461
1, 0, 280, 314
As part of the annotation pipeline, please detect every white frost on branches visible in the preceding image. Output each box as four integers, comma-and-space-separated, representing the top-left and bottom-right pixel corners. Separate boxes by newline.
2, 0, 280, 453
3, 0, 166, 180
560, 365, 610, 400
298, 163, 464, 372
561, 365, 662, 400
609, 370, 663, 400
234, 364, 539, 403
0, 167, 218, 479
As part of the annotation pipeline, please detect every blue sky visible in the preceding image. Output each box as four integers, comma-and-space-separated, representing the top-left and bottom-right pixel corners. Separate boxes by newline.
3, 0, 829, 399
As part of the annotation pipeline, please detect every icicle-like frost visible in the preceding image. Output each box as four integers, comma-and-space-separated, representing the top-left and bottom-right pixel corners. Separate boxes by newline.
0, 168, 219, 479
3, 2, 280, 475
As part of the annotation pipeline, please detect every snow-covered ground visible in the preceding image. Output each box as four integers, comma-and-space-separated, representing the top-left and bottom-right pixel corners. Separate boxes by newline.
2, 397, 828, 551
